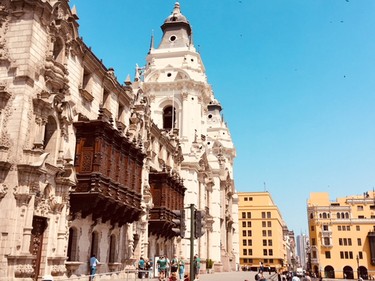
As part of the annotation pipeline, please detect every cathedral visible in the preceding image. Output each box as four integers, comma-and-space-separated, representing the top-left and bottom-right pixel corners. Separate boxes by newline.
0, 0, 238, 280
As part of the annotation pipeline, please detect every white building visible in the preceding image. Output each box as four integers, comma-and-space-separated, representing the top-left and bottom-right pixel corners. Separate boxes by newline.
140, 2, 239, 271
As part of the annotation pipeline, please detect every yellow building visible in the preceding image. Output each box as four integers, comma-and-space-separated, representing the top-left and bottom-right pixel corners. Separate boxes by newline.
238, 192, 287, 272
307, 192, 375, 279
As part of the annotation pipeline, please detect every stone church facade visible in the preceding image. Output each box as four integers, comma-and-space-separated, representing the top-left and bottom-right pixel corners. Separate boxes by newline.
0, 0, 238, 280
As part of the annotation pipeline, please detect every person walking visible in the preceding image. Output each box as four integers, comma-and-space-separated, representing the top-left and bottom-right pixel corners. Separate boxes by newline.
178, 257, 185, 280
138, 257, 145, 279
193, 255, 201, 280
171, 254, 179, 275
157, 255, 168, 281
89, 254, 99, 281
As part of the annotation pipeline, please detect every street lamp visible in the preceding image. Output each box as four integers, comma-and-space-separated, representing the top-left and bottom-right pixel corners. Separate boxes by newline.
356, 255, 360, 279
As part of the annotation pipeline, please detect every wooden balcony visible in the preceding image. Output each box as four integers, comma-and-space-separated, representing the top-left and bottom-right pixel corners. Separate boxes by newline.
148, 170, 185, 237
71, 119, 145, 226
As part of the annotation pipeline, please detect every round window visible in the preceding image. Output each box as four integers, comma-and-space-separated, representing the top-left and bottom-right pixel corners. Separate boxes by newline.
170, 35, 177, 42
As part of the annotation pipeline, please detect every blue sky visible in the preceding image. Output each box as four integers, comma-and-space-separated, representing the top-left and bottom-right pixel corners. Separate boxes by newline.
70, 1, 375, 233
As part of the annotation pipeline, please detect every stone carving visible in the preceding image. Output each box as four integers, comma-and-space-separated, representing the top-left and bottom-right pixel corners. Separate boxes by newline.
51, 264, 66, 276
14, 263, 34, 278
0, 184, 7, 200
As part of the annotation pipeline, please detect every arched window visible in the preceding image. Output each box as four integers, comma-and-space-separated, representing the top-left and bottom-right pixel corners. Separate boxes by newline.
67, 227, 78, 261
163, 106, 176, 130
44, 116, 58, 164
323, 213, 327, 219
109, 234, 116, 263
310, 213, 314, 219
91, 231, 99, 258
345, 212, 349, 219
337, 212, 341, 219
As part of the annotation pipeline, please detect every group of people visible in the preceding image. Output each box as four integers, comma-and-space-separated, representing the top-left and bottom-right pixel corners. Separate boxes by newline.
154, 254, 186, 281
140, 254, 200, 281
137, 257, 154, 279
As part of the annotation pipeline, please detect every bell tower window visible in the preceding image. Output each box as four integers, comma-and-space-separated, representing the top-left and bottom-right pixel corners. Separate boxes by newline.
163, 106, 176, 130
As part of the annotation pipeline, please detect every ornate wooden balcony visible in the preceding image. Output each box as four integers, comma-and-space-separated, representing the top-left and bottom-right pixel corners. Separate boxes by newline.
148, 170, 185, 237
71, 120, 145, 226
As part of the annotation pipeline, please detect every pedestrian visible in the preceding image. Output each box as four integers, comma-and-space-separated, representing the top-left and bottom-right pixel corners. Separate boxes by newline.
292, 272, 301, 281
184, 273, 190, 281
178, 257, 185, 280
171, 254, 178, 275
89, 254, 99, 281
138, 257, 145, 279
157, 255, 168, 281
193, 254, 201, 280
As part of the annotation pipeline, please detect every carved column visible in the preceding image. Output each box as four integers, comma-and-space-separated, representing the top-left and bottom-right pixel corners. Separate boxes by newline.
14, 191, 33, 254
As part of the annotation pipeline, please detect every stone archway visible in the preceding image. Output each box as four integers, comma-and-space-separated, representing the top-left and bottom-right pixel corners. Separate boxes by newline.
324, 265, 335, 278
343, 265, 354, 279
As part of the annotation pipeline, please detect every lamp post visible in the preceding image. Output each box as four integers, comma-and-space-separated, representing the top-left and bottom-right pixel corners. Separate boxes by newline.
356, 255, 360, 279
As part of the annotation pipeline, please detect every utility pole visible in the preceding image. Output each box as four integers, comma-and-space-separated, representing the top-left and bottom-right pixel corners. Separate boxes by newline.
190, 204, 195, 281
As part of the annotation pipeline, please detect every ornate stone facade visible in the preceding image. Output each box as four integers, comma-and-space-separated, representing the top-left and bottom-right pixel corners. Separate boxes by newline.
0, 1, 238, 280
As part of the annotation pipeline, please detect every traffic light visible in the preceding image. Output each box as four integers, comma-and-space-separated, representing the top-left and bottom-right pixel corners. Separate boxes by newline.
172, 209, 186, 238
194, 210, 206, 238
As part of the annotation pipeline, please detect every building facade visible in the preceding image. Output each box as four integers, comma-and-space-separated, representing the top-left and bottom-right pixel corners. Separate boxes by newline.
307, 191, 375, 279
238, 192, 288, 272
0, 0, 238, 280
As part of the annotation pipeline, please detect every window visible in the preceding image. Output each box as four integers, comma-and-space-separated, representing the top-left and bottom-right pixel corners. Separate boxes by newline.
358, 238, 362, 246
262, 212, 266, 219
312, 238, 316, 246
67, 227, 78, 261
339, 238, 342, 246
249, 249, 253, 255
357, 206, 364, 211
263, 240, 267, 246
248, 230, 252, 237
247, 212, 251, 219
242, 230, 246, 236
323, 225, 329, 231
358, 215, 365, 219
163, 106, 176, 130
312, 251, 317, 259
262, 221, 266, 227
340, 251, 344, 259
344, 252, 349, 259
325, 251, 331, 259
343, 238, 347, 246
268, 249, 273, 256
247, 221, 252, 227
268, 230, 272, 236
349, 252, 353, 259
242, 222, 246, 227
249, 197, 253, 201
263, 249, 268, 256
248, 239, 252, 246
338, 226, 342, 231
268, 239, 273, 246
311, 226, 315, 231
109, 234, 117, 263
356, 226, 360, 231
348, 238, 352, 246
359, 252, 363, 259
243, 249, 247, 255
242, 212, 246, 219
262, 230, 267, 237
244, 197, 248, 201
267, 221, 272, 227
243, 240, 247, 246
323, 237, 330, 246
347, 226, 351, 231
267, 212, 271, 218
90, 231, 99, 258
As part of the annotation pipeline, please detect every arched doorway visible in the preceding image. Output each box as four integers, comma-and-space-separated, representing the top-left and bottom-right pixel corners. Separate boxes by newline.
343, 266, 354, 279
324, 265, 335, 278
313, 265, 319, 277
359, 266, 368, 279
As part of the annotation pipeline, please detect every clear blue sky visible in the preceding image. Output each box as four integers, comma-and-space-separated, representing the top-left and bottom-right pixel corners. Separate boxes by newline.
70, 1, 375, 233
